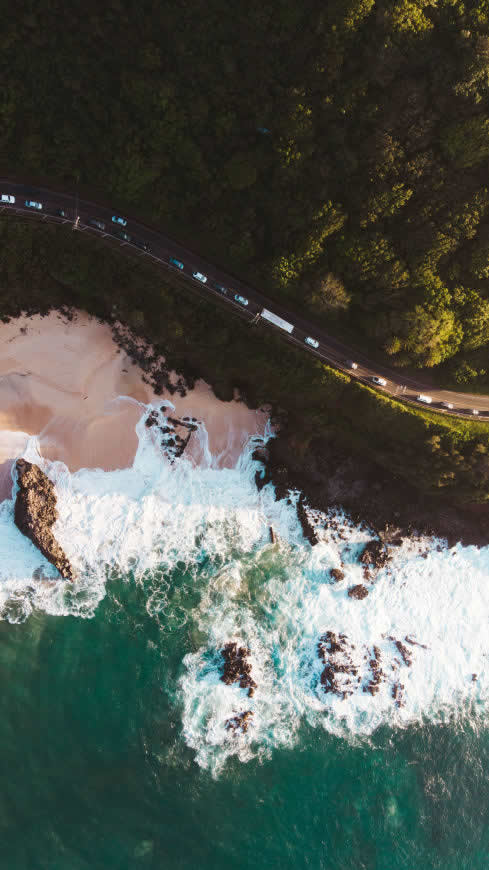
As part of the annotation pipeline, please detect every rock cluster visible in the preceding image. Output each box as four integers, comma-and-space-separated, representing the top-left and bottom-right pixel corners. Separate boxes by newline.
296, 494, 319, 546
145, 410, 198, 461
348, 584, 369, 600
360, 539, 390, 578
317, 631, 359, 699
330, 568, 344, 582
363, 646, 384, 696
225, 711, 254, 734
14, 459, 75, 581
220, 642, 257, 697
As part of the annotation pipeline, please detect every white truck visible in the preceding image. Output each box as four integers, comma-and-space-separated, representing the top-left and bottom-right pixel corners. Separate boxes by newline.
260, 308, 294, 334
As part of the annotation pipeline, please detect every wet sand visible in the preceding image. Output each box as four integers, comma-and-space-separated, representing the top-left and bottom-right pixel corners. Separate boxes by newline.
0, 311, 267, 499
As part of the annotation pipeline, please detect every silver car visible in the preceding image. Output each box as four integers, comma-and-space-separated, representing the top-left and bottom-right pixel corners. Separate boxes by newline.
1, 194, 15, 204
305, 336, 319, 349
25, 200, 42, 210
193, 271, 208, 284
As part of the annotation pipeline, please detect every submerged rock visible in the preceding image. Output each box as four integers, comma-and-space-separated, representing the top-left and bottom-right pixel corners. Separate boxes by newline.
14, 459, 75, 581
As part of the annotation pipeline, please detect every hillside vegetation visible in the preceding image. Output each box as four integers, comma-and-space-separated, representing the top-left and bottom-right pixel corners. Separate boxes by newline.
2, 217, 489, 502
3, 0, 489, 385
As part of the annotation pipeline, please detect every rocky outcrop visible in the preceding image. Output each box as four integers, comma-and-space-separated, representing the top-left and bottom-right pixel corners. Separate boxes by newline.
145, 409, 197, 461
14, 459, 75, 581
360, 539, 389, 569
220, 642, 257, 698
317, 631, 359, 699
296, 494, 319, 546
330, 568, 345, 582
225, 711, 253, 733
348, 584, 369, 600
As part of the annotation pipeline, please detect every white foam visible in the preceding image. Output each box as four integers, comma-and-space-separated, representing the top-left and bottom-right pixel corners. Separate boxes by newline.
1, 403, 489, 772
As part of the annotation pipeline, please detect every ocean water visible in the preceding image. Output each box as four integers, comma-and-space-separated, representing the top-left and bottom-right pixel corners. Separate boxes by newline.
1, 403, 489, 868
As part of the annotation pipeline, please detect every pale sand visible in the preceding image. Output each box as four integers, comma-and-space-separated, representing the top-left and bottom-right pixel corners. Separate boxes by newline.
0, 311, 267, 497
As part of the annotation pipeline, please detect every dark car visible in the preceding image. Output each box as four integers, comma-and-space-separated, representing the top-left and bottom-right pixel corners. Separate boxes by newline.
133, 238, 150, 252
116, 230, 132, 243
89, 218, 106, 231
55, 208, 68, 218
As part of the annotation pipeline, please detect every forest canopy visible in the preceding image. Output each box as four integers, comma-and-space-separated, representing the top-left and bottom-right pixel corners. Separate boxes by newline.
3, 0, 489, 381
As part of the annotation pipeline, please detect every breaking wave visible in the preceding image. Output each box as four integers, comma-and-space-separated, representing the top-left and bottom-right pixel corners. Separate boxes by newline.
1, 400, 489, 773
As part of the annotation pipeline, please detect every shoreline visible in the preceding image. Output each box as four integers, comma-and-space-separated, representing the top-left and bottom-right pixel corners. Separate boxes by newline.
260, 429, 489, 549
0, 310, 267, 499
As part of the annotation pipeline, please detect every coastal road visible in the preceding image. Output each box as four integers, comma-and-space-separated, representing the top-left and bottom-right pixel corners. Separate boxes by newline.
1, 179, 488, 421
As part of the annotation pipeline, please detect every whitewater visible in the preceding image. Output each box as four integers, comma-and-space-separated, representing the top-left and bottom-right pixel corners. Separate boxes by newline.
0, 400, 488, 775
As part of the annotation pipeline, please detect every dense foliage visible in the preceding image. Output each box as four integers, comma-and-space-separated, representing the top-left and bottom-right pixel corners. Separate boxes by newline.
2, 217, 489, 502
3, 0, 489, 382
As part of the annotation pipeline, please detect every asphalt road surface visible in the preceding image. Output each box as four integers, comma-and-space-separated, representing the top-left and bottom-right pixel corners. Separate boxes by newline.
1, 178, 488, 421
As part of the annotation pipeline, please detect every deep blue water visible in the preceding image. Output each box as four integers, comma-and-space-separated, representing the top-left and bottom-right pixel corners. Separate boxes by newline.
2, 575, 488, 870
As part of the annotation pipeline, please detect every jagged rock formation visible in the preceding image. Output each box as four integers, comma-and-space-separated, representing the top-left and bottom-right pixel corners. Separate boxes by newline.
348, 584, 369, 600
220, 642, 257, 698
14, 459, 75, 581
225, 711, 254, 734
330, 568, 345, 582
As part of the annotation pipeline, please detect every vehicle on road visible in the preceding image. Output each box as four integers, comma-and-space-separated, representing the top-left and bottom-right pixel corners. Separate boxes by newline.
25, 200, 42, 210
441, 401, 454, 410
116, 230, 131, 242
112, 215, 127, 226
471, 409, 480, 415
371, 376, 387, 386
193, 271, 207, 283
169, 257, 184, 270
417, 394, 433, 404
346, 360, 358, 369
215, 283, 228, 295
261, 309, 294, 333
1, 194, 15, 204
305, 336, 319, 349
89, 218, 106, 231
133, 238, 150, 252
55, 208, 67, 218
235, 294, 249, 306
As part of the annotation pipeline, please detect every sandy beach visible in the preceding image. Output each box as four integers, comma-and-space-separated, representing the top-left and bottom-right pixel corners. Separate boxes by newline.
0, 310, 267, 499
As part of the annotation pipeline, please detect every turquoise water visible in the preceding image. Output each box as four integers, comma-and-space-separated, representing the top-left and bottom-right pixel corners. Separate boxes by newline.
2, 572, 489, 870
2, 413, 489, 868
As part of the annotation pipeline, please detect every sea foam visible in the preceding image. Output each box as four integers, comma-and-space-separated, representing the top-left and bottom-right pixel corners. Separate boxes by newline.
1, 402, 489, 772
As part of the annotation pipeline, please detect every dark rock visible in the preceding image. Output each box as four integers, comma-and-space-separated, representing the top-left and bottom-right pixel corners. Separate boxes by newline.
392, 681, 405, 707
225, 711, 254, 733
360, 539, 390, 571
348, 584, 369, 600
317, 631, 357, 698
387, 636, 413, 667
296, 494, 319, 546
330, 568, 345, 582
14, 459, 75, 581
220, 642, 257, 697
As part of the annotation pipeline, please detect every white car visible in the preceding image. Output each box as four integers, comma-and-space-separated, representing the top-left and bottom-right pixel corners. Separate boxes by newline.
235, 294, 249, 306
441, 401, 454, 410
193, 271, 207, 284
371, 376, 387, 387
471, 409, 480, 416
1, 194, 15, 204
25, 200, 42, 210
417, 394, 432, 405
305, 336, 319, 349
346, 360, 358, 369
